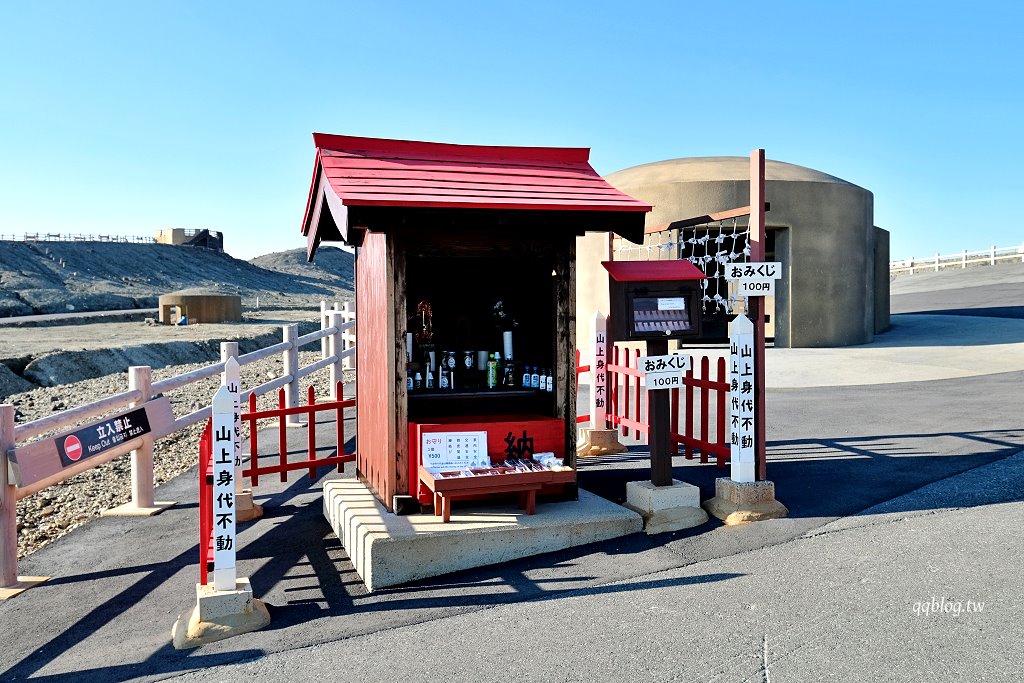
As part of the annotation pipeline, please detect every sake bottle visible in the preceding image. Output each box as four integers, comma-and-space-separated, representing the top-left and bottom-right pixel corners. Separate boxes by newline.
530, 366, 540, 389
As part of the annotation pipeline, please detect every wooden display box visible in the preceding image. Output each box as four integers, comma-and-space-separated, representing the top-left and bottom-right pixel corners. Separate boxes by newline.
409, 414, 570, 507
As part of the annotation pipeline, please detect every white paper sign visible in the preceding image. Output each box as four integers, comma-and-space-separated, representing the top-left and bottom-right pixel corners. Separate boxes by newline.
211, 385, 237, 592
421, 431, 489, 470
657, 297, 687, 311
729, 315, 756, 483
724, 262, 782, 280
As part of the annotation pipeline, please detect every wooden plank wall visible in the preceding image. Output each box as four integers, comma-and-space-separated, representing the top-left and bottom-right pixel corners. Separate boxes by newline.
553, 235, 577, 470
356, 231, 399, 509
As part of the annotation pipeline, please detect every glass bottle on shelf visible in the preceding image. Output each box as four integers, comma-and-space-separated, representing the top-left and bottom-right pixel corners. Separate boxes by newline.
522, 365, 531, 388
530, 367, 540, 389
486, 353, 498, 389
503, 355, 516, 388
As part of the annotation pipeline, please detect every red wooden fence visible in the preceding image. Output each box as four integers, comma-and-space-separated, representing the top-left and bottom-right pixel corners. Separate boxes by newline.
577, 346, 730, 468
198, 381, 356, 584
242, 383, 355, 487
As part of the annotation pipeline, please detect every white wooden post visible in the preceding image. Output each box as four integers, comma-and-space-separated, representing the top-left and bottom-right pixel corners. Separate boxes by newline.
341, 302, 355, 370
934, 253, 940, 272
991, 245, 996, 266
962, 250, 968, 268
319, 300, 329, 362
909, 257, 915, 275
1020, 243, 1024, 263
328, 311, 344, 399
1, 405, 17, 589
729, 314, 756, 483
220, 352, 243, 494
590, 311, 608, 428
282, 324, 301, 426
128, 366, 154, 509
211, 386, 237, 592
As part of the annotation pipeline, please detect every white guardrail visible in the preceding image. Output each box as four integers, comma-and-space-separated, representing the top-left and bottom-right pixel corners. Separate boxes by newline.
0, 300, 354, 592
891, 244, 1024, 275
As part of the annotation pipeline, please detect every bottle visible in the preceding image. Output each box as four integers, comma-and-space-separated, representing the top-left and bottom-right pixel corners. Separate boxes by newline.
406, 363, 414, 391
414, 371, 423, 390
544, 369, 553, 393
530, 366, 540, 389
440, 351, 454, 391
503, 355, 516, 387
522, 365, 531, 388
425, 369, 434, 389
486, 353, 498, 389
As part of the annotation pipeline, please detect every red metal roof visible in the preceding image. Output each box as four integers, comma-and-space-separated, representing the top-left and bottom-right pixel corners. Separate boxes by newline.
300, 134, 652, 257
601, 260, 707, 282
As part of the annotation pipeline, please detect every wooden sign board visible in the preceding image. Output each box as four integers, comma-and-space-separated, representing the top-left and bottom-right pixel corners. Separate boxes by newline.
7, 397, 175, 489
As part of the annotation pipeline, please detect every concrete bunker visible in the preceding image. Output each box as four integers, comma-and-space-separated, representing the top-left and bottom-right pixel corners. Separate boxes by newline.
577, 157, 890, 348
158, 291, 242, 325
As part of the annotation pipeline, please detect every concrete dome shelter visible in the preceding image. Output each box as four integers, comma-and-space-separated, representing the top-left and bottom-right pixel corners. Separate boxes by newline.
577, 157, 889, 348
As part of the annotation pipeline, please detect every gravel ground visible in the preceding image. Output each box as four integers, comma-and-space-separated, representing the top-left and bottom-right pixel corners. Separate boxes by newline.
8, 350, 354, 559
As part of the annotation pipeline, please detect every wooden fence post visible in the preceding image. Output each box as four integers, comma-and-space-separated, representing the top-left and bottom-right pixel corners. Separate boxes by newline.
328, 311, 344, 399
320, 300, 329, 362
991, 245, 996, 266
104, 367, 174, 516
341, 302, 355, 370
129, 366, 155, 508
1, 405, 17, 589
282, 324, 302, 426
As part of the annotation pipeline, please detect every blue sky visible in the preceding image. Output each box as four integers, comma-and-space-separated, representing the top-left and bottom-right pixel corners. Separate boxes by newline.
1, 1, 1021, 261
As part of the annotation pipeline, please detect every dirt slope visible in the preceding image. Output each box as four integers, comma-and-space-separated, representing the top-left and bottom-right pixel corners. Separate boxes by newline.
0, 241, 353, 317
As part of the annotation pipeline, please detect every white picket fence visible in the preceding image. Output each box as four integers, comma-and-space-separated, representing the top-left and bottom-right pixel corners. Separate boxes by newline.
0, 300, 355, 592
890, 243, 1024, 275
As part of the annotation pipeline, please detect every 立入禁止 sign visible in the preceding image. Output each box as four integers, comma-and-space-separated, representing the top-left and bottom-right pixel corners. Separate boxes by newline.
56, 407, 152, 467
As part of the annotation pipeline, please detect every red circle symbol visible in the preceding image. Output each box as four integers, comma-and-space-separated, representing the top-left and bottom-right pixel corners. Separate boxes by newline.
64, 435, 83, 461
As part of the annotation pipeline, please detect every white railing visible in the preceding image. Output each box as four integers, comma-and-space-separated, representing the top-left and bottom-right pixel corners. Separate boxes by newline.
0, 232, 156, 244
891, 244, 1024, 275
0, 300, 355, 591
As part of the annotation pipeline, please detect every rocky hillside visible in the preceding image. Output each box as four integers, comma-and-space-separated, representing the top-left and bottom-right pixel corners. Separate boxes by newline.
0, 241, 354, 317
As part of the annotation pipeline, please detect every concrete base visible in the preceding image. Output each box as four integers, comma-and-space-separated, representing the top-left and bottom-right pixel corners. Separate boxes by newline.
704, 477, 789, 525
101, 501, 176, 517
0, 576, 50, 601
171, 577, 270, 649
323, 479, 643, 591
623, 479, 709, 534
235, 490, 264, 523
576, 428, 627, 458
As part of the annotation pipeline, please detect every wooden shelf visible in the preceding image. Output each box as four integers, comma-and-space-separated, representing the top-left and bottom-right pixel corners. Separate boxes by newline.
408, 389, 541, 401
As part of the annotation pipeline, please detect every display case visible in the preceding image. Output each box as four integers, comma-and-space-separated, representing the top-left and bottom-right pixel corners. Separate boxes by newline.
603, 260, 707, 342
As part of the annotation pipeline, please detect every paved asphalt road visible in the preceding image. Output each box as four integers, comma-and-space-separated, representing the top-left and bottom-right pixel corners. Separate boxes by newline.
1, 270, 1023, 682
